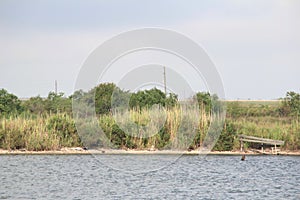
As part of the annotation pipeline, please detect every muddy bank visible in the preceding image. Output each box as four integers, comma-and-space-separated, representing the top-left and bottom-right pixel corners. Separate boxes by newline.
1, 148, 300, 156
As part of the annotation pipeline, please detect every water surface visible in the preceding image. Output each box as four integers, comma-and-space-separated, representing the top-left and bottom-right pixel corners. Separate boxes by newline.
0, 155, 299, 199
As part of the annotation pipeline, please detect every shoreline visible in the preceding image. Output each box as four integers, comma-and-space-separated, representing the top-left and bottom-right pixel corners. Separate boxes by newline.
1, 148, 300, 156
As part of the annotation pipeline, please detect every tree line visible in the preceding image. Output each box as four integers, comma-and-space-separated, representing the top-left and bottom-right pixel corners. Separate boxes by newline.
0, 85, 299, 151
0, 83, 180, 116
1, 86, 299, 118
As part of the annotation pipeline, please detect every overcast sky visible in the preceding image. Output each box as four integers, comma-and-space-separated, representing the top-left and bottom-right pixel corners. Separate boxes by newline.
0, 0, 299, 99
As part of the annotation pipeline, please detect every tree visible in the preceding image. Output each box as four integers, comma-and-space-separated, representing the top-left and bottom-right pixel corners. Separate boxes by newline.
23, 96, 46, 114
280, 91, 300, 117
94, 83, 117, 115
165, 93, 178, 108
73, 83, 130, 115
129, 88, 167, 109
0, 89, 23, 115
194, 92, 212, 113
213, 122, 236, 151
45, 92, 72, 114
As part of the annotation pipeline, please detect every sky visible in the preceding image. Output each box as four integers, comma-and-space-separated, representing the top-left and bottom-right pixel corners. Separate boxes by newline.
0, 0, 299, 99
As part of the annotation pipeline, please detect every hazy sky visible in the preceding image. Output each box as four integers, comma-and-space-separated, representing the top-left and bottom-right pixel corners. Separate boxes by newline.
0, 0, 299, 99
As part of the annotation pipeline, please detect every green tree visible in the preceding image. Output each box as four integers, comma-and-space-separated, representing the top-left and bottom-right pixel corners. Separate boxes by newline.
45, 92, 72, 114
194, 92, 212, 113
165, 93, 178, 108
213, 122, 236, 151
280, 91, 300, 117
129, 88, 167, 109
23, 96, 46, 114
94, 83, 117, 115
73, 84, 130, 116
0, 89, 23, 115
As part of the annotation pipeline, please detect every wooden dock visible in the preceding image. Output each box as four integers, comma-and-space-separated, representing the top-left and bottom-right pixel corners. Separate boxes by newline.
239, 134, 284, 154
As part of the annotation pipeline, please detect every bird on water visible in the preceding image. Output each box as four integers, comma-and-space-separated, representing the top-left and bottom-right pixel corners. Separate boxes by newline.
241, 155, 246, 161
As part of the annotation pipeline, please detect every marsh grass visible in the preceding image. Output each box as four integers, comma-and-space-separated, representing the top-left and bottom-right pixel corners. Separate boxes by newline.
97, 103, 212, 150
227, 101, 300, 150
1, 100, 299, 151
0, 113, 80, 150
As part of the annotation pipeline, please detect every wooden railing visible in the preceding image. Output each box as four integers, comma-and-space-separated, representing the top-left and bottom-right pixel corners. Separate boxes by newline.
239, 134, 284, 154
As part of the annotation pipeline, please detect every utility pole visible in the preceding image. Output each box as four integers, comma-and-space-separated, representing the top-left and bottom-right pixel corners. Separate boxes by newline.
163, 66, 167, 95
55, 80, 58, 94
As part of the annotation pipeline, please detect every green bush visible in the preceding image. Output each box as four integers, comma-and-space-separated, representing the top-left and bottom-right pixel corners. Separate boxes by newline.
46, 114, 81, 147
213, 122, 236, 151
0, 89, 23, 115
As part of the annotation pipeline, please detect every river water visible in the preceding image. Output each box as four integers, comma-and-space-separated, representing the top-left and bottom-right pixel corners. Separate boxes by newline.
0, 155, 299, 199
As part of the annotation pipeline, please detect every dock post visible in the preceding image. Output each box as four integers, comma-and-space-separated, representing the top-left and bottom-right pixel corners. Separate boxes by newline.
240, 141, 243, 152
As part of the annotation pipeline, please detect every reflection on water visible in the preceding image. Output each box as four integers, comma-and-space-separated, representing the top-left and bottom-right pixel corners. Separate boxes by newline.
0, 155, 299, 199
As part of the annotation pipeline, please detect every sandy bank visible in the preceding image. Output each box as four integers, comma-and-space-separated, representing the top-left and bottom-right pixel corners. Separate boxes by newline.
0, 148, 300, 156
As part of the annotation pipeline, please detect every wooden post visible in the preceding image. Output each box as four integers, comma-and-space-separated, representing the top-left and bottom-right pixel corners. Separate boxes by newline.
163, 66, 167, 95
55, 80, 58, 94
239, 135, 284, 154
240, 140, 243, 152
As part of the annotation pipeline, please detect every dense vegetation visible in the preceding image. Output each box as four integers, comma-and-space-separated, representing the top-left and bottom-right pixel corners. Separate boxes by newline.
0, 85, 299, 151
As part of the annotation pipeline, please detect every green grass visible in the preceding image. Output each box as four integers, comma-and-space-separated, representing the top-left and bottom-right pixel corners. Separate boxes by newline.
0, 100, 299, 151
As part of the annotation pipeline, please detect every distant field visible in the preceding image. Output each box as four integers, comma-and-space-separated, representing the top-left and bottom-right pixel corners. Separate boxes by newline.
224, 100, 281, 107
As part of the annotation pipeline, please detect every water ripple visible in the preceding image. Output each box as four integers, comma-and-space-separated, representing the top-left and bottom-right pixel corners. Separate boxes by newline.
0, 155, 299, 199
